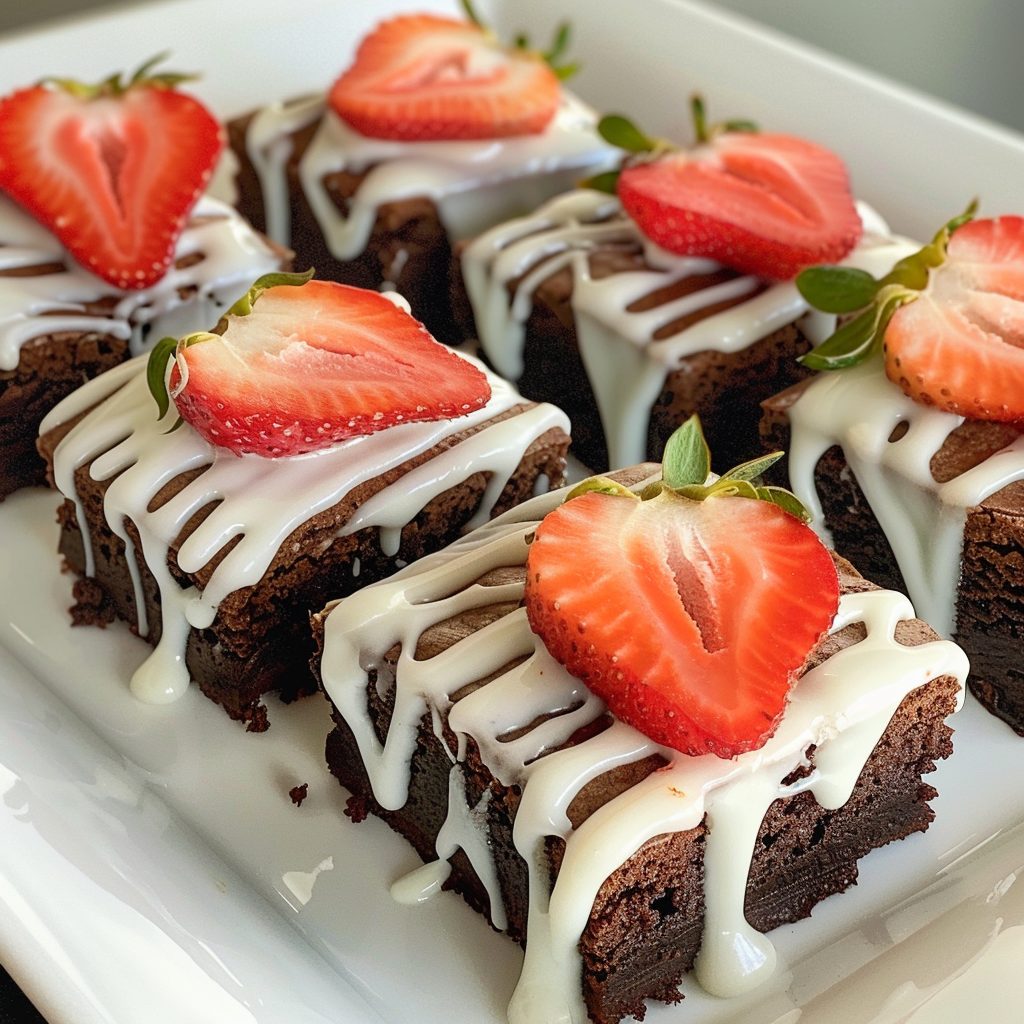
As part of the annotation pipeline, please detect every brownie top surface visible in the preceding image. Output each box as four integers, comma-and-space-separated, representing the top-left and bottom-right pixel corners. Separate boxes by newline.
0, 195, 280, 374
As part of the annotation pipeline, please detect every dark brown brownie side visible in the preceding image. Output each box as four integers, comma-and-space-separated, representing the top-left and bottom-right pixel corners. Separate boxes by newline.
228, 112, 459, 343
41, 407, 569, 730
451, 239, 814, 472
316, 547, 959, 1023
762, 385, 1024, 735
2, 225, 290, 501
1, 330, 129, 498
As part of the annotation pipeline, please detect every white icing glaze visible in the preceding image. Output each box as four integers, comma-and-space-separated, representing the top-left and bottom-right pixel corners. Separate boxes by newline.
786, 354, 1024, 638
461, 191, 915, 469
319, 485, 968, 1021
0, 194, 279, 372
46, 353, 568, 705
244, 92, 618, 258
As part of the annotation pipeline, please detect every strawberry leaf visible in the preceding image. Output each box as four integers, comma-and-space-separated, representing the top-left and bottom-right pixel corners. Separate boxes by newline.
801, 285, 916, 371
662, 414, 711, 489
796, 265, 881, 313
708, 478, 760, 501
598, 114, 659, 153
552, 61, 581, 81
721, 450, 784, 483
566, 476, 640, 502
581, 170, 620, 194
146, 335, 178, 418
543, 22, 571, 64
756, 485, 812, 523
228, 268, 315, 317
459, 0, 485, 28
798, 305, 879, 371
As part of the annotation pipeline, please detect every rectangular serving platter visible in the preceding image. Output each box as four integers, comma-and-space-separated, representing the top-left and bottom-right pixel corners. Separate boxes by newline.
4, 1, 1024, 1022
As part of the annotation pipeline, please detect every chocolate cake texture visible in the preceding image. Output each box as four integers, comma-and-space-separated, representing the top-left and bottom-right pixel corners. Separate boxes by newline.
314, 468, 966, 1023
38, 353, 569, 730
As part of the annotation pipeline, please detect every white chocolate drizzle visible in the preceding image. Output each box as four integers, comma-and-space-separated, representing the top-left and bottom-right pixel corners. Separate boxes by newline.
0, 194, 279, 372
319, 485, 967, 1022
44, 342, 568, 705
785, 354, 1024, 638
244, 93, 618, 256
461, 190, 913, 469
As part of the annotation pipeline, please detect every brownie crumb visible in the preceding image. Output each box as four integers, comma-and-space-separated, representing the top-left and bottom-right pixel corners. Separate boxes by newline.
345, 794, 369, 823
289, 783, 309, 807
70, 577, 116, 628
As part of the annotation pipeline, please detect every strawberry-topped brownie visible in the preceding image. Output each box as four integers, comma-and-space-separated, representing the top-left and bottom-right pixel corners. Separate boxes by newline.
315, 417, 967, 1024
762, 204, 1024, 735
456, 97, 914, 471
0, 56, 285, 499
228, 4, 616, 341
38, 272, 569, 730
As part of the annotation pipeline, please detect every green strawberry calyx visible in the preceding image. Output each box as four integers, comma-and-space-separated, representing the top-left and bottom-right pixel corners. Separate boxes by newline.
796, 199, 978, 372
566, 415, 810, 522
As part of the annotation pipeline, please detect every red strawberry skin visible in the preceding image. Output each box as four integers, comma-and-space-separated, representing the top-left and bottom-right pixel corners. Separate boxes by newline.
884, 216, 1024, 422
618, 133, 862, 280
329, 14, 560, 141
524, 490, 839, 758
170, 281, 491, 457
0, 83, 222, 290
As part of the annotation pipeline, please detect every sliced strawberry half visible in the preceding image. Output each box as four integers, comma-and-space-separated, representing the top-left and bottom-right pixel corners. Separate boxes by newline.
617, 132, 862, 280
0, 63, 222, 290
166, 277, 491, 457
884, 216, 1024, 421
329, 14, 561, 141
524, 489, 839, 757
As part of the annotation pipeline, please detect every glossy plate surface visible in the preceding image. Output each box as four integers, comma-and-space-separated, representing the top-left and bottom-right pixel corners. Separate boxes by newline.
3, 1, 1024, 1022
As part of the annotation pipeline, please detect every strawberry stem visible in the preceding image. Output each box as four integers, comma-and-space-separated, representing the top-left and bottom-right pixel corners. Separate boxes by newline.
691, 95, 709, 144
38, 52, 198, 99
690, 94, 758, 144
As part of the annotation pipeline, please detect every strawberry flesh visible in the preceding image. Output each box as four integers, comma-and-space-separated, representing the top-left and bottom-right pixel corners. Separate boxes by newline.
329, 14, 560, 141
170, 281, 492, 457
0, 84, 222, 290
524, 490, 839, 758
617, 133, 862, 280
884, 216, 1024, 422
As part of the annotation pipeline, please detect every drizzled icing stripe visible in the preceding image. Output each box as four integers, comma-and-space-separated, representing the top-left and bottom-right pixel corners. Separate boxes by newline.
319, 487, 967, 1024
786, 355, 1024, 639
461, 190, 917, 469
45, 320, 569, 706
244, 93, 618, 256
0, 194, 279, 372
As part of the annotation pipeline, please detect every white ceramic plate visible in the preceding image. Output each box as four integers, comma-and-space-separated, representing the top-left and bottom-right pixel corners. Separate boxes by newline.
4, 2, 1024, 1022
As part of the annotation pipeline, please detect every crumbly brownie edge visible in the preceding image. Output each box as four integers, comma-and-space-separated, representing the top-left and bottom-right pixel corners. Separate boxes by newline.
44, 414, 569, 729
314, 544, 960, 1022
761, 390, 1024, 735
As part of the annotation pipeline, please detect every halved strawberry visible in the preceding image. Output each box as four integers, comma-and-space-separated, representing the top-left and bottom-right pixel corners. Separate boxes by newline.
329, 14, 561, 141
524, 487, 839, 758
157, 275, 491, 457
0, 59, 222, 290
884, 216, 1024, 421
617, 132, 862, 280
